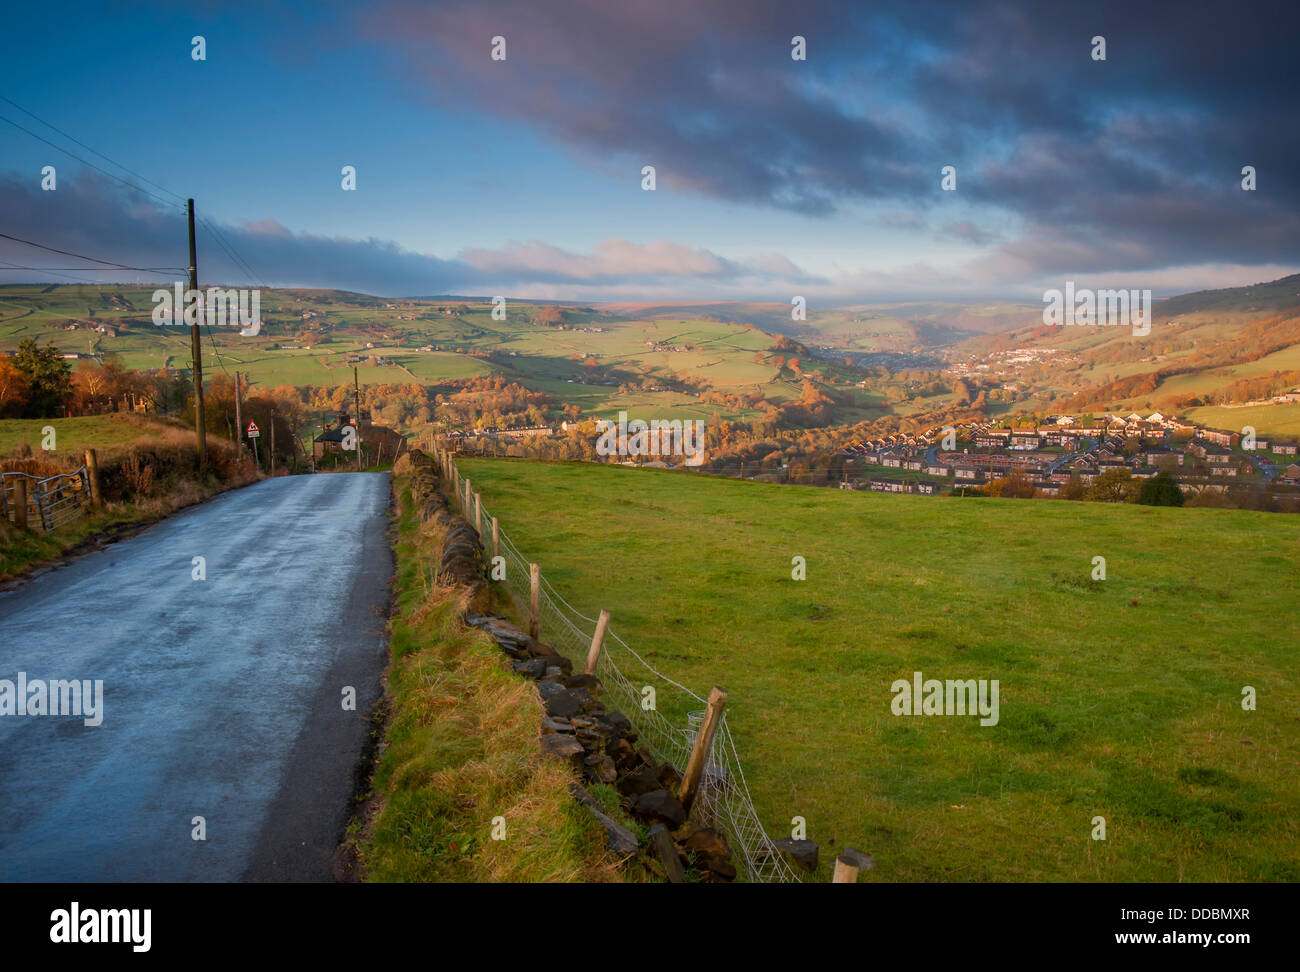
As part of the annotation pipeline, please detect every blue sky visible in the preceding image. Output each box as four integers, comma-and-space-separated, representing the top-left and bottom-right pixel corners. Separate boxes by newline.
2, 0, 1297, 300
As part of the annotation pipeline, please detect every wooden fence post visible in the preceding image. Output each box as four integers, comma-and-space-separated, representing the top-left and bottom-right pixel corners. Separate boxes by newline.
85, 448, 102, 508
464, 477, 472, 513
529, 563, 541, 640
585, 608, 611, 675
13, 477, 29, 531
832, 856, 860, 883
491, 516, 499, 560
474, 492, 482, 535
678, 686, 727, 812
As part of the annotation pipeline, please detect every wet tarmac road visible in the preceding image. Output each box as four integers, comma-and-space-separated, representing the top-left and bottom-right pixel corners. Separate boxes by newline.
0, 473, 392, 881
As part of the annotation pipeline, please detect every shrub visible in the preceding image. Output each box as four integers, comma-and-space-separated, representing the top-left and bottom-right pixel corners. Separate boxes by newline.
1138, 472, 1185, 507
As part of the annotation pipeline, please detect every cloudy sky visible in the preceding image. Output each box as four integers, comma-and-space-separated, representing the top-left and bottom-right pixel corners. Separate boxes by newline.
1, 0, 1297, 301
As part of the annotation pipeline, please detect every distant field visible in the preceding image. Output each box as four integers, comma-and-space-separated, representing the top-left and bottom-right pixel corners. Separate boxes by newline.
801, 303, 1041, 351
1187, 402, 1300, 439
1154, 345, 1300, 401
459, 457, 1300, 882
0, 286, 834, 424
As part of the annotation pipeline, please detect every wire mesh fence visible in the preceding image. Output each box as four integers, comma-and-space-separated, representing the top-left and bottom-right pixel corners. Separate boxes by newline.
446, 452, 801, 883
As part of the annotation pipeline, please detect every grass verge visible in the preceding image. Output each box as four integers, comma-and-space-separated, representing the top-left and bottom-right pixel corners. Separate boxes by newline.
354, 473, 626, 882
1, 418, 258, 582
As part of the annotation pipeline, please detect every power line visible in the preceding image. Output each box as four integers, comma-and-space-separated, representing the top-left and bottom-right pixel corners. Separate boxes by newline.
3, 94, 270, 381
0, 111, 186, 215
0, 232, 187, 272
0, 265, 183, 272
0, 95, 188, 206
204, 321, 230, 376
200, 218, 261, 284
199, 217, 271, 290
0, 259, 101, 283
1, 95, 273, 291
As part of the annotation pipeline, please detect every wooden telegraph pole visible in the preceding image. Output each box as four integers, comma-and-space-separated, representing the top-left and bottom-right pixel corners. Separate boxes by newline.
233, 371, 243, 452
353, 366, 362, 472
187, 199, 207, 470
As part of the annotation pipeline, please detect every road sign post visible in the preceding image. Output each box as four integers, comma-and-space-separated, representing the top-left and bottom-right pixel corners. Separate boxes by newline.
247, 420, 261, 468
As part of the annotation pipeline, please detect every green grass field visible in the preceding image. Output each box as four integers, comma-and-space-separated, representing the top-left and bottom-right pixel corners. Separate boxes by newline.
0, 285, 872, 425
1187, 402, 1300, 439
0, 414, 182, 456
1153, 345, 1300, 402
458, 456, 1300, 882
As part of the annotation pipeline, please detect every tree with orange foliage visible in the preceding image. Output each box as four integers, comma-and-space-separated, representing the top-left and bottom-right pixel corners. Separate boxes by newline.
0, 358, 31, 417
987, 470, 1036, 498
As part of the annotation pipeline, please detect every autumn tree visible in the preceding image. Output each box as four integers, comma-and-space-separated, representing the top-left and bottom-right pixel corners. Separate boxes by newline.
535, 305, 565, 327
0, 358, 31, 417
987, 470, 1036, 498
1085, 468, 1139, 503
1058, 476, 1088, 500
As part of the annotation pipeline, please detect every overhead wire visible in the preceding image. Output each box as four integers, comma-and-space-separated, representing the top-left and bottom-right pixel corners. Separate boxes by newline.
0, 259, 101, 283
1, 95, 272, 374
0, 111, 187, 215
1, 95, 273, 291
0, 265, 179, 273
0, 94, 189, 207
0, 232, 187, 273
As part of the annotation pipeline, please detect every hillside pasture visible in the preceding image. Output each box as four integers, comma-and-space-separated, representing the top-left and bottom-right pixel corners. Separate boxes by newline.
458, 457, 1300, 882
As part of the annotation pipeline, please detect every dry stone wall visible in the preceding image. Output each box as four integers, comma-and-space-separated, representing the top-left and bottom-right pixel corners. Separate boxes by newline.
401, 449, 739, 882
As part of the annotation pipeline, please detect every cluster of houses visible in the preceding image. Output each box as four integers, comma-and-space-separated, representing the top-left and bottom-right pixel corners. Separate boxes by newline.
343, 351, 395, 367
836, 411, 1300, 495
61, 321, 118, 337
643, 341, 693, 352
444, 425, 554, 440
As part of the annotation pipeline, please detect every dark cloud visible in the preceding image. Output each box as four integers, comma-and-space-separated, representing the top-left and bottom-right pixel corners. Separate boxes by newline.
0, 172, 817, 295
0, 171, 468, 292
350, 0, 1300, 275
8, 0, 1298, 296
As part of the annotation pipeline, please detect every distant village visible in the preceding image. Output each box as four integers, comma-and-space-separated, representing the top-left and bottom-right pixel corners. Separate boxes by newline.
439, 408, 1300, 499
835, 411, 1300, 497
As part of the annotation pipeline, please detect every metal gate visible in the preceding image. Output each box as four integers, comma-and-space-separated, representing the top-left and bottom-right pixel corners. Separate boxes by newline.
0, 467, 91, 533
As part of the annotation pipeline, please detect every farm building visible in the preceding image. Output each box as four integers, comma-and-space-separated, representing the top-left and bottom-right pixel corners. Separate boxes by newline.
313, 410, 407, 464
